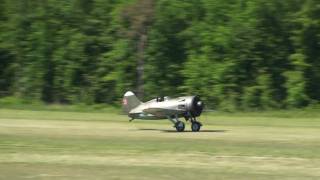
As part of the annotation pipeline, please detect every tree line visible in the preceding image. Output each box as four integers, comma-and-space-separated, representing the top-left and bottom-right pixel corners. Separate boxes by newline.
0, 0, 319, 110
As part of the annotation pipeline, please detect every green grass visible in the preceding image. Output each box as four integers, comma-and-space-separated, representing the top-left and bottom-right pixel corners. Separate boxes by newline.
0, 96, 120, 113
0, 108, 320, 179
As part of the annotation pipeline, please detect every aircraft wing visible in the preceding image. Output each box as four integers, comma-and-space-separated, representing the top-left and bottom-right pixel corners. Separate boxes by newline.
143, 108, 183, 117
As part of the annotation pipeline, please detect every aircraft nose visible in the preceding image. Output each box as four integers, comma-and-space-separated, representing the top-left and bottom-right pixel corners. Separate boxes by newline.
190, 96, 204, 117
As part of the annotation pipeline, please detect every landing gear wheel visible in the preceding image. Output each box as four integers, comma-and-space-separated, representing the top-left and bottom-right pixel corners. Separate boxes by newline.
175, 121, 185, 132
191, 122, 201, 132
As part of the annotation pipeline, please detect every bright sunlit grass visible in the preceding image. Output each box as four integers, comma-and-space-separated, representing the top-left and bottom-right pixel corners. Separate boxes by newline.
0, 108, 320, 179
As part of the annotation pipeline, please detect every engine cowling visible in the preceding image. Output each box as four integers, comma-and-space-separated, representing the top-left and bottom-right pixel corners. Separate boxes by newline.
188, 96, 204, 117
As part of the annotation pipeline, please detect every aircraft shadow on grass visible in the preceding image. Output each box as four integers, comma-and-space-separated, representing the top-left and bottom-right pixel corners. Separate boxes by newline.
137, 128, 227, 133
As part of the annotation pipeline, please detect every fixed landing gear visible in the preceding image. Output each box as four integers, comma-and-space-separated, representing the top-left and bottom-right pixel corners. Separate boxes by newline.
191, 121, 202, 132
189, 116, 202, 132
168, 115, 185, 132
175, 121, 185, 132
169, 115, 202, 132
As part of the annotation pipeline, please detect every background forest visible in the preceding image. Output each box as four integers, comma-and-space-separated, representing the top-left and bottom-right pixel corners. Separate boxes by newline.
0, 0, 319, 111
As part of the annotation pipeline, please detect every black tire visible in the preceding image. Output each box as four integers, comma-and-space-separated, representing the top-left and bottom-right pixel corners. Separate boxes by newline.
191, 122, 201, 132
175, 121, 185, 132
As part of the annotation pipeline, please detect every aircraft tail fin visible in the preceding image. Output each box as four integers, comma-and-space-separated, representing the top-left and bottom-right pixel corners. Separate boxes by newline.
122, 91, 142, 114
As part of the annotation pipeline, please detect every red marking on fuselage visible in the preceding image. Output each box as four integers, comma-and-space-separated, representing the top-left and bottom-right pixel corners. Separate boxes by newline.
123, 98, 127, 105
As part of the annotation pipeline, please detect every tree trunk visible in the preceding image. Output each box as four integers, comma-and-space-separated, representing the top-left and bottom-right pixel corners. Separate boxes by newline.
136, 30, 147, 99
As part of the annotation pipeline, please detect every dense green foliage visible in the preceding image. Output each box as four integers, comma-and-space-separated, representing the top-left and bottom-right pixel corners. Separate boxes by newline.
0, 0, 319, 110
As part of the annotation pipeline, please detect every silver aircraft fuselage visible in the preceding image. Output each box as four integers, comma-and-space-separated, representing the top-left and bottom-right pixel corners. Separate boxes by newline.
128, 96, 196, 120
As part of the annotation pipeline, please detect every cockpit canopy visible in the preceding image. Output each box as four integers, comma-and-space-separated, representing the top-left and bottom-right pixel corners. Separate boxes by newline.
156, 96, 170, 102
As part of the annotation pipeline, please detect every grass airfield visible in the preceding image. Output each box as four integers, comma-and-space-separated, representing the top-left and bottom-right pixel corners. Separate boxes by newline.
0, 109, 320, 179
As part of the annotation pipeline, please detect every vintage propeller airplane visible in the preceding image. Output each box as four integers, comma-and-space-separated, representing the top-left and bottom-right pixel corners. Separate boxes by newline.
122, 91, 204, 132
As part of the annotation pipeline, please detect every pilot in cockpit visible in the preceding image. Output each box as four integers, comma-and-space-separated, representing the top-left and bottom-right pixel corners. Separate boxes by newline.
156, 96, 164, 102
156, 96, 170, 102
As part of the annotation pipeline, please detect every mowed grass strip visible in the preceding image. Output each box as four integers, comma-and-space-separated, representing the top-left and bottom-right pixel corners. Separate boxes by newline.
0, 109, 320, 179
